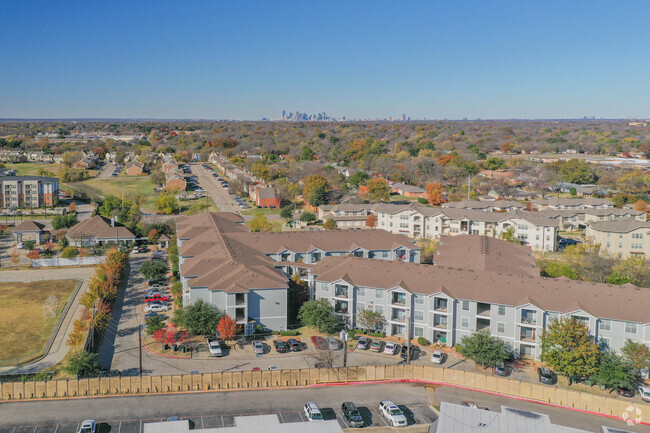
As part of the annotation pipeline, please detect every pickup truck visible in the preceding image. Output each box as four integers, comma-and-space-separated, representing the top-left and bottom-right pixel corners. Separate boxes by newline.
145, 293, 169, 303
207, 338, 223, 357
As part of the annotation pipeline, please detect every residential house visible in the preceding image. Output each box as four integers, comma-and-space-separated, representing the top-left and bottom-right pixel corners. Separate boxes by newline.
66, 215, 136, 247
586, 220, 650, 257
250, 186, 280, 208
126, 161, 145, 176
390, 182, 426, 198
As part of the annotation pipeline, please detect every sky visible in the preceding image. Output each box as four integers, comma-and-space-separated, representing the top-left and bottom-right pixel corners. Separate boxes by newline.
1, 1, 649, 120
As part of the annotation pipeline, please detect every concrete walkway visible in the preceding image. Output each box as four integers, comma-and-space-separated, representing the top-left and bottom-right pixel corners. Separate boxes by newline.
0, 267, 96, 374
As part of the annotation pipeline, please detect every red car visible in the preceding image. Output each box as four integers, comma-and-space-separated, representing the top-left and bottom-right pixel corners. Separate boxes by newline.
145, 293, 169, 303
311, 336, 328, 350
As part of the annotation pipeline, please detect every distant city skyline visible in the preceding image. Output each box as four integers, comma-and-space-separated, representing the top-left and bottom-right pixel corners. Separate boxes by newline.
1, 1, 649, 119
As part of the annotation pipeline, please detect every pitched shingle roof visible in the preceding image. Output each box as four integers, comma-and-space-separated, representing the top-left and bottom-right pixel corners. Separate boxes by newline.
66, 215, 135, 240
14, 220, 46, 232
588, 220, 650, 233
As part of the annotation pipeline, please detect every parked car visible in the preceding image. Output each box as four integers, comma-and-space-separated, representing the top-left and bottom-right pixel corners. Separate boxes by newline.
383, 341, 399, 355
311, 336, 328, 350
252, 340, 264, 354
341, 401, 365, 428
379, 400, 407, 427
77, 420, 96, 433
617, 387, 635, 397
145, 293, 169, 303
356, 337, 372, 350
144, 312, 163, 320
268, 365, 278, 371
400, 345, 420, 361
537, 367, 558, 385
638, 385, 650, 402
273, 339, 288, 353
370, 340, 384, 352
430, 350, 446, 364
144, 302, 169, 312
207, 338, 223, 357
287, 339, 303, 351
16, 242, 24, 249
251, 367, 261, 372
148, 279, 167, 286
326, 337, 342, 350
304, 402, 324, 421
493, 365, 509, 377
132, 246, 140, 253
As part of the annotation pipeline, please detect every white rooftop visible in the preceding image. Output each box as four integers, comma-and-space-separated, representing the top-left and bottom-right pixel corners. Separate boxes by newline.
143, 414, 344, 433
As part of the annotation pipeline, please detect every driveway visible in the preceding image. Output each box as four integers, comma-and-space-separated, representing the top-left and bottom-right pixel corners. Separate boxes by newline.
96, 162, 115, 179
0, 267, 96, 374
190, 164, 240, 214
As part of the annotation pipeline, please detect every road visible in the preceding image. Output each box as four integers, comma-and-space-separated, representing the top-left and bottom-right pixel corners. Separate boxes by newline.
0, 267, 96, 373
96, 162, 115, 179
0, 383, 436, 430
190, 164, 239, 214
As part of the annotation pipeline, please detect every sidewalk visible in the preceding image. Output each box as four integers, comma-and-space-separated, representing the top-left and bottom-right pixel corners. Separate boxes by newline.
0, 267, 96, 374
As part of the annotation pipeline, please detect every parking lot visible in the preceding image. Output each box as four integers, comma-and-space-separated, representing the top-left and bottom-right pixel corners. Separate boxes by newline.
0, 401, 436, 432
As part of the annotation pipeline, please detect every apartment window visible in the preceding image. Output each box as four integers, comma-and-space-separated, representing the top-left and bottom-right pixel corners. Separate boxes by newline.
497, 306, 505, 316
462, 300, 469, 311
497, 323, 505, 333
357, 288, 365, 297
599, 337, 611, 350
547, 312, 560, 324
381, 251, 389, 258
374, 305, 383, 315
461, 317, 469, 328
414, 310, 424, 322
414, 327, 424, 338
599, 319, 611, 331
414, 295, 424, 305
357, 302, 365, 311
375, 289, 384, 299
618, 242, 622, 248
400, 214, 409, 220
625, 322, 637, 334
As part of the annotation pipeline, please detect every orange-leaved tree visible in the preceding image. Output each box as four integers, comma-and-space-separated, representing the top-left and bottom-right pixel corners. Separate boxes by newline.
218, 315, 237, 340
425, 182, 446, 205
365, 213, 377, 228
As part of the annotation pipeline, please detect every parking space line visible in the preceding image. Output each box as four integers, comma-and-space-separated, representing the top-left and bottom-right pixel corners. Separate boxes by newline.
335, 411, 349, 428
201, 417, 204, 429
277, 412, 284, 423
413, 408, 429, 424
374, 410, 389, 426
117, 421, 121, 433
139, 420, 142, 433
220, 416, 224, 427
33, 427, 37, 433
11, 429, 15, 433
53, 426, 58, 433
297, 411, 306, 422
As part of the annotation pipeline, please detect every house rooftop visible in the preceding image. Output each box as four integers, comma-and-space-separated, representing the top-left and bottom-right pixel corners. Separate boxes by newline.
588, 220, 650, 233
67, 215, 135, 240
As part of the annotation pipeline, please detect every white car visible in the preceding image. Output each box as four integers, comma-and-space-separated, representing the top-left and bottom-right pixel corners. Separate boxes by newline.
431, 350, 446, 364
207, 339, 223, 357
78, 420, 96, 433
384, 341, 399, 355
639, 385, 650, 402
304, 402, 323, 421
144, 302, 169, 312
16, 242, 24, 249
252, 340, 264, 354
379, 400, 407, 427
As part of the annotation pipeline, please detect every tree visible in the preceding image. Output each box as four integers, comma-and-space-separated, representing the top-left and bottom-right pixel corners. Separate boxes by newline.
348, 171, 370, 188
23, 240, 36, 250
52, 214, 77, 230
308, 186, 327, 206
217, 315, 237, 340
500, 142, 515, 154
365, 213, 377, 228
250, 213, 273, 232
298, 298, 341, 334
302, 175, 329, 205
620, 339, 650, 372
61, 246, 79, 259
156, 192, 179, 215
99, 195, 121, 217
497, 227, 519, 244
280, 205, 294, 220
554, 159, 598, 184
150, 170, 166, 187
139, 260, 168, 281
63, 351, 101, 378
68, 202, 77, 212
356, 309, 385, 333
146, 315, 166, 335
425, 182, 446, 205
365, 178, 390, 201
633, 199, 647, 213
300, 146, 315, 161
569, 187, 577, 196
323, 218, 337, 230
595, 352, 638, 391
173, 299, 222, 336
484, 157, 507, 171
540, 316, 600, 382
148, 229, 160, 244
300, 212, 317, 223
456, 330, 511, 369
10, 250, 20, 268
540, 263, 578, 280
27, 249, 42, 260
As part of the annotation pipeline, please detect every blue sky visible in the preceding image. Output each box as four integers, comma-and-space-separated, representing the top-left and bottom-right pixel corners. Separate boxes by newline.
1, 1, 648, 119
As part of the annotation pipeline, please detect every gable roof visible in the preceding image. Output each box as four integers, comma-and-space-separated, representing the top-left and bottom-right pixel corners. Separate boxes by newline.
588, 220, 650, 233
14, 220, 46, 232
66, 215, 135, 240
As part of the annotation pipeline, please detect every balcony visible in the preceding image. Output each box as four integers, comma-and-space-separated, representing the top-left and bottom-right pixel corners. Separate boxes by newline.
476, 317, 490, 331
334, 285, 349, 298
334, 300, 349, 315
519, 331, 536, 343
235, 293, 246, 306
434, 298, 448, 312
433, 314, 448, 329
392, 292, 407, 306
235, 308, 246, 322
476, 302, 491, 317
521, 309, 537, 325
391, 308, 406, 322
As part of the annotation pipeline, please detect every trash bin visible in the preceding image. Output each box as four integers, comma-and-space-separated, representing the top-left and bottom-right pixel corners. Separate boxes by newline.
163, 343, 169, 351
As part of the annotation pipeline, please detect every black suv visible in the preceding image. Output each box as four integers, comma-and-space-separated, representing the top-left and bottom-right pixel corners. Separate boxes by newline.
273, 339, 288, 353
341, 401, 365, 428
537, 367, 558, 385
400, 345, 420, 360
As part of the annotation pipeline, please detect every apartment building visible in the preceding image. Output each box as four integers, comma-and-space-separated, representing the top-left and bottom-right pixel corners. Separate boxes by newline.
309, 255, 650, 359
317, 203, 375, 227
176, 212, 421, 335
531, 197, 615, 211
586, 220, 650, 257
538, 208, 647, 231
0, 175, 59, 208
441, 200, 525, 212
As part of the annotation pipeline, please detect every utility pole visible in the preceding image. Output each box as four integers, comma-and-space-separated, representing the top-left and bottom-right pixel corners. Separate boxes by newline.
467, 175, 471, 200
405, 310, 411, 365
121, 179, 124, 209
340, 319, 349, 367
139, 324, 143, 377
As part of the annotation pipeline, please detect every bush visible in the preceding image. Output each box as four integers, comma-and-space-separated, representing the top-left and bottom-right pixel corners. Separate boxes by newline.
146, 315, 166, 335
139, 260, 168, 281
61, 246, 79, 259
23, 240, 36, 250
62, 350, 100, 378
369, 332, 385, 338
279, 330, 300, 336
417, 337, 430, 346
418, 197, 428, 204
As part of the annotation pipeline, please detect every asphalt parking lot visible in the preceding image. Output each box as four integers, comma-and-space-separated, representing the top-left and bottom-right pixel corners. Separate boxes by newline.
0, 402, 436, 432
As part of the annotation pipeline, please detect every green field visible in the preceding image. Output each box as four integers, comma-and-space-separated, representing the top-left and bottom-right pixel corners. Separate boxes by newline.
4, 162, 64, 176
0, 280, 78, 362
77, 176, 158, 211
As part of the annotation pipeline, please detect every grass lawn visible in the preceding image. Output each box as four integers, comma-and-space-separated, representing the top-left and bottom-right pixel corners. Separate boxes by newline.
4, 162, 64, 176
75, 176, 158, 211
389, 194, 422, 202
244, 218, 284, 232
178, 195, 219, 215
240, 207, 282, 216
0, 279, 78, 362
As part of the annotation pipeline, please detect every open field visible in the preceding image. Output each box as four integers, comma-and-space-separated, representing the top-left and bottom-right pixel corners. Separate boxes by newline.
4, 162, 64, 176
74, 176, 158, 211
0, 279, 78, 361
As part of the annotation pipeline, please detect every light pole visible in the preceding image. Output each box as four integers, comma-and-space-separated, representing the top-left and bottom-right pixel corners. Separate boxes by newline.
340, 320, 349, 367
405, 310, 411, 365
139, 323, 144, 377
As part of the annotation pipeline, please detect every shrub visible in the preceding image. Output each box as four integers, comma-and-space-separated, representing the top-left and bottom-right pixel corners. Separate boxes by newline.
369, 332, 385, 338
61, 246, 79, 259
417, 337, 430, 346
279, 330, 300, 336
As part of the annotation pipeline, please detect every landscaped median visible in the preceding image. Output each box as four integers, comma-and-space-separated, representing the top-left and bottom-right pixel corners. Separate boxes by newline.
0, 364, 647, 426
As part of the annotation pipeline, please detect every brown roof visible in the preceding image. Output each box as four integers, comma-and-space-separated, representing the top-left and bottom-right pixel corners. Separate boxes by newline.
435, 235, 537, 276
588, 220, 650, 233
256, 187, 277, 199
66, 215, 136, 240
311, 256, 650, 323
14, 220, 46, 232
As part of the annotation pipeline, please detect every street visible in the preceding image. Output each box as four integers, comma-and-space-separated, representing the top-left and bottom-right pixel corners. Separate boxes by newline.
190, 164, 239, 214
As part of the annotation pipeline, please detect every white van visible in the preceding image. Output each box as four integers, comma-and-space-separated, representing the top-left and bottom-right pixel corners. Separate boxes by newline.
304, 402, 323, 421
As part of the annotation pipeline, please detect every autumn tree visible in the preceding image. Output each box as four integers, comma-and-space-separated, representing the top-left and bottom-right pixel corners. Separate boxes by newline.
250, 213, 273, 232
148, 228, 160, 243
500, 142, 515, 154
156, 192, 179, 215
323, 218, 338, 230
217, 315, 237, 340
425, 182, 446, 205
365, 213, 377, 228
540, 316, 600, 382
634, 199, 647, 213
364, 178, 390, 201
620, 339, 650, 372
68, 202, 77, 212
27, 249, 42, 260
302, 174, 329, 205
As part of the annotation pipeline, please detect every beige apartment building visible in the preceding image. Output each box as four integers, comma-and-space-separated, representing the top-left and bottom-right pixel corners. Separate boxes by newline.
586, 220, 650, 257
